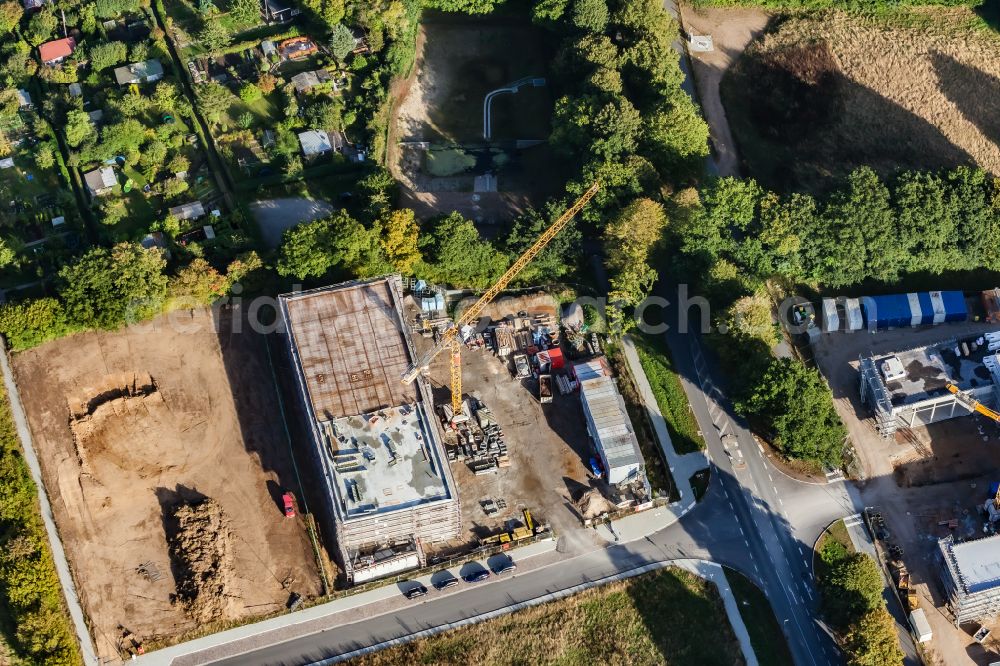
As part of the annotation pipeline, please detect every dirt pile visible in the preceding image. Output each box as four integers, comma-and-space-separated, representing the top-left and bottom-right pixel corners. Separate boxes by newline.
169, 500, 237, 624
575, 488, 613, 521
68, 373, 161, 469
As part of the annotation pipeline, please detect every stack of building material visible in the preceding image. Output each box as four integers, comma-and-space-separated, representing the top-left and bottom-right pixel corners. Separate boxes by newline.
493, 324, 515, 356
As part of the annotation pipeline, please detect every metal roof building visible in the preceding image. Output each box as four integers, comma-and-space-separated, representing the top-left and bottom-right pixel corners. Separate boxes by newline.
278, 276, 461, 583
939, 534, 1000, 624
574, 358, 643, 485
168, 201, 205, 221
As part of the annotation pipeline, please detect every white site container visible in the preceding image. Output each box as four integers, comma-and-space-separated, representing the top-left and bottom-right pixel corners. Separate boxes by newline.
909, 609, 933, 643
821, 298, 839, 333
907, 293, 922, 327
930, 291, 947, 324
845, 298, 864, 331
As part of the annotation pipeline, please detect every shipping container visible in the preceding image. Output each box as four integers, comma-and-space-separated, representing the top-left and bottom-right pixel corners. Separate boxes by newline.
906, 293, 922, 327
930, 291, 946, 324
845, 298, 864, 331
941, 290, 968, 323
909, 609, 933, 643
863, 294, 912, 330
821, 298, 839, 332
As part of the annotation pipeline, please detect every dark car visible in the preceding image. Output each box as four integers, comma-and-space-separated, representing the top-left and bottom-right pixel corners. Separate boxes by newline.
490, 557, 516, 575
433, 574, 460, 591
463, 570, 490, 583
404, 584, 428, 600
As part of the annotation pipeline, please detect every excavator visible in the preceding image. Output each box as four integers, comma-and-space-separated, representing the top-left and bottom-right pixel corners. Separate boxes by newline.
946, 383, 1000, 422
400, 182, 600, 418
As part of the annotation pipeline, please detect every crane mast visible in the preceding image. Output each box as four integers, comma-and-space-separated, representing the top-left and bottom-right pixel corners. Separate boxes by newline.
401, 182, 600, 416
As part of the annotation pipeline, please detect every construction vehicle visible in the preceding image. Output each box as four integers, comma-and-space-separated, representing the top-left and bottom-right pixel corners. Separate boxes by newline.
400, 182, 600, 418
479, 509, 541, 545
897, 567, 919, 611
946, 383, 1000, 422
513, 353, 530, 379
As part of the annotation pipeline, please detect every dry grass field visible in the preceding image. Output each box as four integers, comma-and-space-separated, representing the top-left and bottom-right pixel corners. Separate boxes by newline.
347, 567, 746, 666
722, 8, 1000, 190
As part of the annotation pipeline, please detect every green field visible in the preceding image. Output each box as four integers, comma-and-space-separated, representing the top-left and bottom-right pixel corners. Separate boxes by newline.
727, 569, 795, 666
347, 567, 746, 666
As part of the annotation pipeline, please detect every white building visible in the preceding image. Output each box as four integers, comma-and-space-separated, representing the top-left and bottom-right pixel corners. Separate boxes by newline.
939, 534, 1000, 624
298, 129, 332, 157
574, 358, 643, 485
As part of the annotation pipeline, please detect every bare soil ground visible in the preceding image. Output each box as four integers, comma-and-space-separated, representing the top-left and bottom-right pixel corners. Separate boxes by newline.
13, 308, 321, 660
680, 4, 771, 177
813, 322, 1000, 664
721, 8, 1000, 191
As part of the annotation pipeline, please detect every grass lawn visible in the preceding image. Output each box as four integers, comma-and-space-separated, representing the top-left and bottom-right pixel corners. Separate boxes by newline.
225, 93, 281, 130
347, 567, 745, 666
633, 334, 705, 454
726, 568, 794, 666
815, 518, 855, 581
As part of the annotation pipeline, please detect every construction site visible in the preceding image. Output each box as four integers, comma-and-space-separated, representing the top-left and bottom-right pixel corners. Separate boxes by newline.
812, 293, 1000, 663
12, 307, 321, 662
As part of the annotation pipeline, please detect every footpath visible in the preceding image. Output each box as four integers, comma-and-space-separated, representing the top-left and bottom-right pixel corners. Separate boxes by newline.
593, 335, 710, 543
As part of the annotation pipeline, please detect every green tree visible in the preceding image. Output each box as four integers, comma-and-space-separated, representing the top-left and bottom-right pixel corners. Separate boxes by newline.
34, 143, 55, 170
424, 0, 501, 13
603, 197, 666, 329
0, 1, 21, 36
329, 23, 356, 62
97, 118, 145, 157
823, 552, 884, 626
58, 243, 168, 329
379, 208, 421, 274
572, 0, 608, 32
0, 298, 71, 350
641, 96, 709, 180
277, 211, 389, 280
88, 41, 127, 71
153, 81, 179, 109
25, 10, 57, 46
198, 21, 231, 55
503, 202, 581, 285
168, 258, 227, 303
419, 213, 508, 289
197, 82, 233, 125
228, 0, 259, 25
64, 110, 95, 148
239, 82, 262, 102
842, 609, 904, 666
94, 0, 141, 19
738, 357, 845, 464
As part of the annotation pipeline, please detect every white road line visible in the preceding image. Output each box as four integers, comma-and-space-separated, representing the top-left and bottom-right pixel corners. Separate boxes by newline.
772, 485, 778, 494
798, 546, 804, 556
778, 498, 784, 507
806, 587, 814, 600
803, 559, 809, 568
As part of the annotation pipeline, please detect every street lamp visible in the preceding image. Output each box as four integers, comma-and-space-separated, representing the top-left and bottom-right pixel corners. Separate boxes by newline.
483, 77, 546, 140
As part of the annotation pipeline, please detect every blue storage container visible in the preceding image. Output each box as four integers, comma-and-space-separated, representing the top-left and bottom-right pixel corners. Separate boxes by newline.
940, 290, 968, 323
917, 292, 934, 325
862, 294, 913, 330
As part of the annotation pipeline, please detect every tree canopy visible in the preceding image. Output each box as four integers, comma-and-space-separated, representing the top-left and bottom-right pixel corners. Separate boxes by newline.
418, 213, 508, 289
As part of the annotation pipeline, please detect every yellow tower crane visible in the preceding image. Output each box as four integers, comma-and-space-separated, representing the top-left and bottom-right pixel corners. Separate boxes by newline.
401, 181, 600, 417
946, 383, 1000, 423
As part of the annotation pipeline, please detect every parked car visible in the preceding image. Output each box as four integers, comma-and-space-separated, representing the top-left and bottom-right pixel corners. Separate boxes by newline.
404, 584, 428, 600
433, 573, 459, 590
463, 570, 490, 583
490, 556, 516, 575
282, 492, 296, 517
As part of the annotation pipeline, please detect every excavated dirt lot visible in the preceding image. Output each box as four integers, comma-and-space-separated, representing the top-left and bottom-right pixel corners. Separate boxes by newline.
722, 8, 1000, 190
13, 307, 321, 660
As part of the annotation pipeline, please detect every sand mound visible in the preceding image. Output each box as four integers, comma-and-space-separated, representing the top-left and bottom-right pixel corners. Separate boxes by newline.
169, 500, 237, 624
575, 488, 613, 520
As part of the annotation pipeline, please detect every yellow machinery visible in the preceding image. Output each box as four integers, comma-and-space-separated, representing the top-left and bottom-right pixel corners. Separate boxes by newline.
946, 383, 1000, 422
400, 182, 600, 416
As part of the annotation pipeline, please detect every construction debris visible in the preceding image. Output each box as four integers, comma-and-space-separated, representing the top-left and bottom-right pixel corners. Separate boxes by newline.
135, 561, 163, 583
169, 499, 237, 624
575, 488, 614, 520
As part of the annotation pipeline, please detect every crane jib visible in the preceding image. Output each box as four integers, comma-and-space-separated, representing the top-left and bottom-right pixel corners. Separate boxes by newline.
399, 181, 600, 386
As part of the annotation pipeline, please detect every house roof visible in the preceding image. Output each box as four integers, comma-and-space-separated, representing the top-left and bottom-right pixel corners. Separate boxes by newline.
39, 37, 75, 63
113, 59, 164, 85
290, 69, 332, 93
16, 89, 31, 107
168, 201, 206, 221
23, 0, 43, 8
68, 82, 82, 97
84, 166, 116, 191
0, 158, 14, 169
298, 130, 332, 156
941, 534, 1000, 594
260, 40, 277, 56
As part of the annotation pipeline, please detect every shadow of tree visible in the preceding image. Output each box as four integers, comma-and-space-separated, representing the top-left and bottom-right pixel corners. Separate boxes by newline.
930, 50, 1000, 149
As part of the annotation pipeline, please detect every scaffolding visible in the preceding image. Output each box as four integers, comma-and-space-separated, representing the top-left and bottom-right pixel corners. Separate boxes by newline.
939, 535, 1000, 625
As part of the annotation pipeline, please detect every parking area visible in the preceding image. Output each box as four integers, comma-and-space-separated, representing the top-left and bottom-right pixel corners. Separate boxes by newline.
813, 321, 1000, 664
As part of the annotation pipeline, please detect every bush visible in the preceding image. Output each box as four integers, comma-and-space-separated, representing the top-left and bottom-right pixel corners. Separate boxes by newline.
0, 298, 74, 351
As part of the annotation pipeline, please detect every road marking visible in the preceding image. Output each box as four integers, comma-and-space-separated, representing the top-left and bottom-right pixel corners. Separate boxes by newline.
738, 525, 745, 537
806, 587, 814, 600
778, 498, 784, 507
803, 558, 809, 568
772, 485, 778, 494
798, 546, 804, 556
744, 539, 750, 548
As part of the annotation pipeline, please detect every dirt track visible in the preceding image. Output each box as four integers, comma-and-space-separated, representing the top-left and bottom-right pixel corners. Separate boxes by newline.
14, 307, 320, 660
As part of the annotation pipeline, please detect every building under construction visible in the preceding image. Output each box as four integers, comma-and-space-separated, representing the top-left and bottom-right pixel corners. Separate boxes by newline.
939, 534, 1000, 624
278, 276, 461, 583
859, 333, 1000, 438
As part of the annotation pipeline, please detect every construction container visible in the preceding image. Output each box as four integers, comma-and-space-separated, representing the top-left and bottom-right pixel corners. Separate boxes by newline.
917, 292, 935, 325
821, 298, 839, 332
941, 290, 968, 323
909, 608, 933, 643
863, 294, 913, 330
845, 298, 864, 331
930, 291, 947, 324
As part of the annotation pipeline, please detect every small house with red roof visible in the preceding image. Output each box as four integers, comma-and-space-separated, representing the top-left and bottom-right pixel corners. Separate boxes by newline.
39, 37, 76, 66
